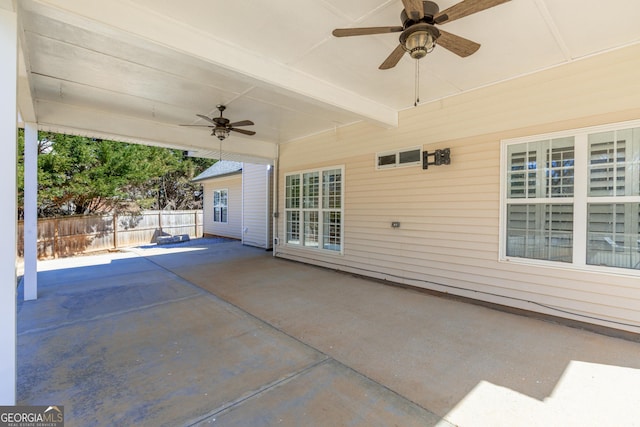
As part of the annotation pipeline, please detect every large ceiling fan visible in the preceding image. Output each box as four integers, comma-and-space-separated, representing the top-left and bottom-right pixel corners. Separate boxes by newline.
180, 104, 255, 141
333, 0, 510, 70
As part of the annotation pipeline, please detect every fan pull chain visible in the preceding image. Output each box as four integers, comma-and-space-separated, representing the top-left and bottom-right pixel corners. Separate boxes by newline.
219, 139, 222, 161
414, 59, 420, 107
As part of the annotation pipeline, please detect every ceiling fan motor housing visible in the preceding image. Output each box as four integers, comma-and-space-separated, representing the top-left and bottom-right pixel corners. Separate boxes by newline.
401, 1, 440, 26
399, 1, 441, 59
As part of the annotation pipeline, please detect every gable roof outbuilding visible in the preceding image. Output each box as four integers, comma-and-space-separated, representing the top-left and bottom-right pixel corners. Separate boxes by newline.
192, 161, 242, 182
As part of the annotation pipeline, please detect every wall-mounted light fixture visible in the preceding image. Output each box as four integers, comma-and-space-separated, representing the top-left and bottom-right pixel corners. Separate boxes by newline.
422, 148, 451, 169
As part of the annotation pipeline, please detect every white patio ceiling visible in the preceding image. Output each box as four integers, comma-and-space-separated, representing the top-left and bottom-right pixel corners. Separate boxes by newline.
14, 0, 640, 163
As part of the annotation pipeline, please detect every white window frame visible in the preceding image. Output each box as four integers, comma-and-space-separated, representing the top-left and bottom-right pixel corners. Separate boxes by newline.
284, 165, 344, 254
376, 146, 422, 170
500, 119, 640, 275
213, 189, 228, 224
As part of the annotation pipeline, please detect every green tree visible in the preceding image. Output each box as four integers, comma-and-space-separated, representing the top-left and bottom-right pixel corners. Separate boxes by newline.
18, 131, 214, 217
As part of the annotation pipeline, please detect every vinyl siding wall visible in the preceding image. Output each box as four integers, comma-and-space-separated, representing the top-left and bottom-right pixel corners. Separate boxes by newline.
202, 174, 242, 239
274, 43, 640, 334
242, 163, 272, 248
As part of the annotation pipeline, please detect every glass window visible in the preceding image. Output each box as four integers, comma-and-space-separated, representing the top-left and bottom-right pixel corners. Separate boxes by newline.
399, 149, 421, 164
506, 204, 573, 263
213, 189, 228, 223
503, 122, 640, 271
586, 204, 640, 269
505, 138, 575, 263
377, 147, 421, 169
284, 166, 343, 253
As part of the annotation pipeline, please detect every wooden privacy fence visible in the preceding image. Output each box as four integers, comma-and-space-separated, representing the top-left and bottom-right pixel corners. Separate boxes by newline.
17, 210, 204, 260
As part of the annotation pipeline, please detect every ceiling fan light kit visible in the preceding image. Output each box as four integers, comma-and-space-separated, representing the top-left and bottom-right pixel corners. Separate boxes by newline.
214, 127, 230, 141
400, 23, 439, 59
179, 104, 255, 142
332, 0, 510, 69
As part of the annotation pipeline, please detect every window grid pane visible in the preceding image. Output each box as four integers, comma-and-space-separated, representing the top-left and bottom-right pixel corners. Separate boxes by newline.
546, 142, 574, 197
505, 124, 640, 270
587, 203, 640, 269
507, 145, 537, 199
286, 175, 300, 209
323, 169, 342, 209
506, 204, 573, 263
589, 131, 626, 197
304, 211, 319, 247
287, 211, 300, 244
213, 190, 228, 223
303, 172, 319, 209
323, 211, 341, 251
285, 168, 343, 253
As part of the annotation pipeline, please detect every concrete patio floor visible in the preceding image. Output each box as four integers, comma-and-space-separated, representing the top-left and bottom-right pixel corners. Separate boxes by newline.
17, 239, 640, 426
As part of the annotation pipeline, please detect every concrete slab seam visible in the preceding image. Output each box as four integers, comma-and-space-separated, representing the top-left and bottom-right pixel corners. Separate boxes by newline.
138, 251, 449, 424
17, 293, 202, 336
138, 253, 336, 358
131, 252, 223, 294
184, 357, 332, 426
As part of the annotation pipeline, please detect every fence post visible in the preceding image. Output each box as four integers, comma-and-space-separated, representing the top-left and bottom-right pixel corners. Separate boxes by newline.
194, 211, 198, 238
53, 218, 59, 259
113, 213, 118, 249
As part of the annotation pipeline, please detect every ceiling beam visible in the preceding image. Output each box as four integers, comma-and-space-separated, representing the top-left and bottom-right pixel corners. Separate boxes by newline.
31, 0, 398, 128
35, 100, 278, 161
16, 24, 36, 124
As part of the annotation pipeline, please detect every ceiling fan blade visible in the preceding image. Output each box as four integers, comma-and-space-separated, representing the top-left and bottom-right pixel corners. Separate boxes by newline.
402, 0, 424, 21
196, 114, 218, 125
434, 0, 510, 24
332, 26, 403, 37
230, 128, 256, 136
379, 44, 406, 70
229, 120, 254, 127
179, 124, 214, 127
437, 30, 480, 57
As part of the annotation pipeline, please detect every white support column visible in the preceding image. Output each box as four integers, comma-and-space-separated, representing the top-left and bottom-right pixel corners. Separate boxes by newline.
24, 122, 38, 300
0, 7, 18, 405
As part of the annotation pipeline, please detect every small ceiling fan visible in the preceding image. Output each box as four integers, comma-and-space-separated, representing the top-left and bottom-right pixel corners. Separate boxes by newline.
333, 0, 510, 70
180, 105, 255, 140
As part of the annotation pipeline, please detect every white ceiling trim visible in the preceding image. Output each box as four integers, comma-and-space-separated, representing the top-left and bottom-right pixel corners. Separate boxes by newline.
33, 0, 398, 129
533, 0, 571, 61
36, 100, 278, 161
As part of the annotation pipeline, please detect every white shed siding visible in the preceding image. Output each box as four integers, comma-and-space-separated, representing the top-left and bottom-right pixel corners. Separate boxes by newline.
274, 43, 640, 334
202, 174, 242, 239
242, 163, 272, 248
